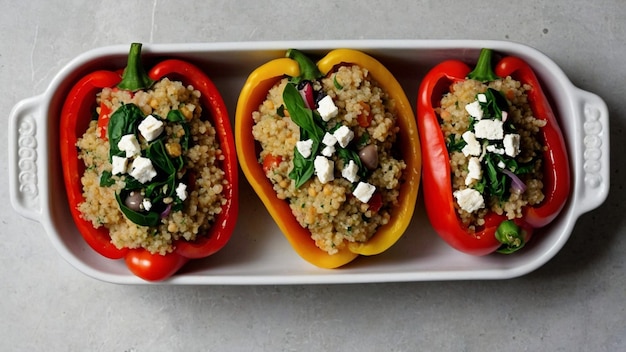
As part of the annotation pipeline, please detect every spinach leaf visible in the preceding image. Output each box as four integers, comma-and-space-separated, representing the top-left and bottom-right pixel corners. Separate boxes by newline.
99, 171, 116, 187
479, 88, 509, 120
107, 103, 143, 159
356, 131, 371, 149
283, 82, 327, 188
115, 191, 160, 227
147, 139, 176, 175
336, 147, 367, 179
283, 83, 324, 142
483, 154, 508, 200
166, 110, 191, 151
289, 147, 317, 189
277, 104, 286, 117
446, 134, 466, 152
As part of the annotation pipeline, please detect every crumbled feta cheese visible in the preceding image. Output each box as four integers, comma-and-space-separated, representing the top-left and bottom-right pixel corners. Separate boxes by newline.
474, 119, 504, 140
314, 156, 334, 184
461, 131, 481, 157
296, 139, 314, 158
317, 95, 338, 122
465, 157, 482, 186
501, 111, 508, 122
498, 161, 506, 169
465, 101, 483, 119
321, 145, 335, 157
118, 134, 141, 158
341, 160, 359, 183
503, 133, 521, 157
142, 198, 152, 211
353, 182, 376, 203
453, 188, 485, 213
129, 156, 157, 183
176, 183, 188, 201
322, 132, 337, 146
138, 114, 165, 142
111, 155, 128, 175
333, 125, 354, 148
486, 145, 505, 155
477, 93, 487, 103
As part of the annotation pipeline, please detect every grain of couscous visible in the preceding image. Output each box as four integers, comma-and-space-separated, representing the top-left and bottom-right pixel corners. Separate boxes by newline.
252, 64, 406, 254
76, 77, 228, 255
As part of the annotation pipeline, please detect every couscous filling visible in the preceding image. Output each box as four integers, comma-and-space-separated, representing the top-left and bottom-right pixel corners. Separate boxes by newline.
437, 76, 546, 231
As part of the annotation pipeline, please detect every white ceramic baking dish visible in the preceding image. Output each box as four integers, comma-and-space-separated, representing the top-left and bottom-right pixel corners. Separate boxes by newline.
8, 40, 609, 284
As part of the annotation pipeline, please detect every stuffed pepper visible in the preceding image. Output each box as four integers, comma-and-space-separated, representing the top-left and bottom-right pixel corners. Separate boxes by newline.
417, 48, 570, 255
236, 49, 421, 268
60, 43, 238, 281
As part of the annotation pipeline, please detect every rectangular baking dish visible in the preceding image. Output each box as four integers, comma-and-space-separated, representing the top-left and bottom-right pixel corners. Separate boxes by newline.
8, 40, 609, 284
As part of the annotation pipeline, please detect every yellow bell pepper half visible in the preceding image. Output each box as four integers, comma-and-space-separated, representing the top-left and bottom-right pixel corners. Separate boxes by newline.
235, 49, 421, 268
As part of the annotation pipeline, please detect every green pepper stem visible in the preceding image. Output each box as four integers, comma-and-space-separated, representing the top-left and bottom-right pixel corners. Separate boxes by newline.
117, 43, 155, 91
495, 220, 525, 254
467, 48, 500, 82
286, 49, 323, 83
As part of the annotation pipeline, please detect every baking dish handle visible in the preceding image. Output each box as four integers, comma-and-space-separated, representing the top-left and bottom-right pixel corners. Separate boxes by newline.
8, 95, 47, 222
571, 88, 610, 216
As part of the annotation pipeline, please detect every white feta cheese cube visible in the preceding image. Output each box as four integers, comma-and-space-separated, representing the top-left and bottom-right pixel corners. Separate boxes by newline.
353, 182, 376, 203
118, 134, 141, 158
341, 160, 359, 183
461, 131, 481, 157
129, 156, 157, 184
465, 157, 482, 186
504, 133, 521, 157
296, 139, 314, 158
453, 188, 485, 213
322, 132, 337, 146
176, 183, 188, 201
138, 114, 165, 142
465, 101, 483, 119
474, 119, 504, 140
317, 95, 339, 122
321, 145, 335, 157
142, 198, 152, 211
486, 145, 505, 155
333, 125, 354, 148
111, 155, 128, 175
314, 156, 334, 184
477, 93, 487, 103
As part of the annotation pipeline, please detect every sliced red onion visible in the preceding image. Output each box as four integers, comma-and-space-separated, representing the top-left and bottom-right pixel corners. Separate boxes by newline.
502, 168, 527, 194
160, 203, 172, 218
299, 82, 315, 109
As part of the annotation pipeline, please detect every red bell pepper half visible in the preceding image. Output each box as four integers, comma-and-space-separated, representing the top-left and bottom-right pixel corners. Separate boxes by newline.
60, 43, 238, 280
417, 48, 570, 256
